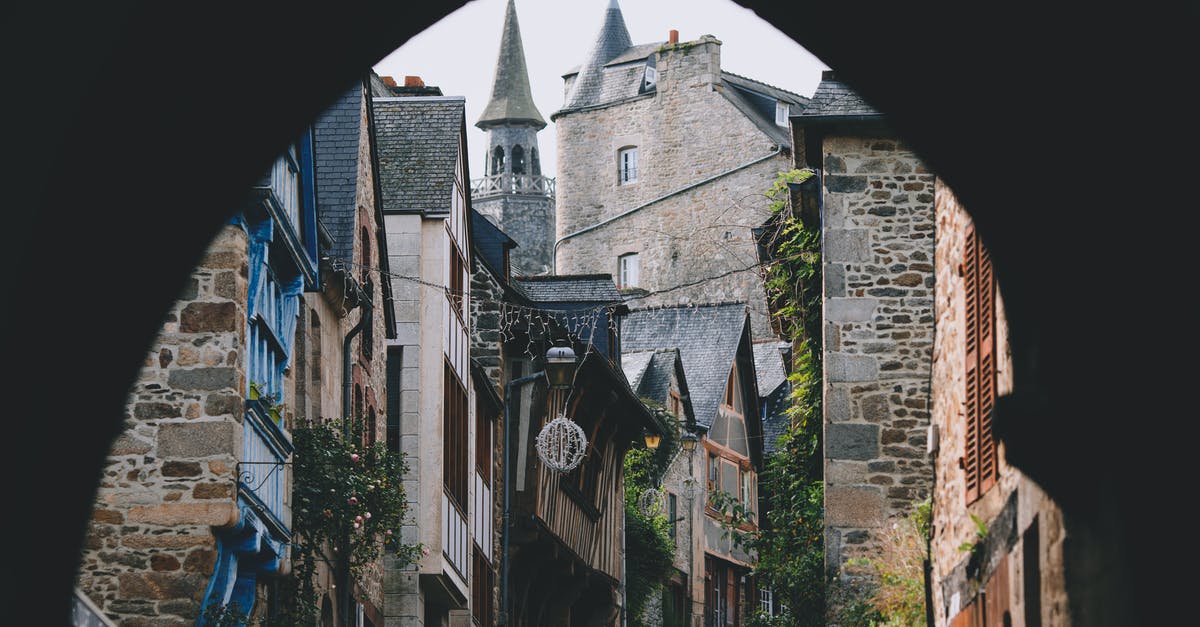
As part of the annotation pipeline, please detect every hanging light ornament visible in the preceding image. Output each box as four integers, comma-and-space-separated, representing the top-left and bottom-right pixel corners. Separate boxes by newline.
535, 411, 587, 473
638, 487, 666, 516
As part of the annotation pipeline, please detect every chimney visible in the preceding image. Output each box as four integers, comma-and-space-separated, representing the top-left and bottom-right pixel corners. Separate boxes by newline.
380, 76, 397, 87
404, 75, 425, 87
822, 70, 837, 81
668, 29, 679, 44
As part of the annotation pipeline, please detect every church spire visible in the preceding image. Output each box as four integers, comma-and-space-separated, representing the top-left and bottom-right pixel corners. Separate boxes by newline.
563, 0, 632, 110
477, 0, 546, 130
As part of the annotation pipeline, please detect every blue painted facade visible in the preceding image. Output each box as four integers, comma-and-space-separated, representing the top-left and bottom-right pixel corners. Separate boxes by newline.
199, 129, 318, 625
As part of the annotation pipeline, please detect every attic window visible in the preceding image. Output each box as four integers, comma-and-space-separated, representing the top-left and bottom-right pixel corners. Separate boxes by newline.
643, 64, 657, 89
775, 102, 789, 127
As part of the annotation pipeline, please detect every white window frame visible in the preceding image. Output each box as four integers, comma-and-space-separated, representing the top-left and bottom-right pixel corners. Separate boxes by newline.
644, 64, 657, 89
618, 146, 639, 184
775, 101, 790, 126
618, 252, 640, 288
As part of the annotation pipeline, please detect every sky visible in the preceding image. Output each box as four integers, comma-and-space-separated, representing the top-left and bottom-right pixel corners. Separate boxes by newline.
373, 0, 829, 180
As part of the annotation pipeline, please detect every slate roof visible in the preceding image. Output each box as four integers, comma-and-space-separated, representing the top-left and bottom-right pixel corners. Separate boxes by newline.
471, 208, 516, 281
561, 0, 634, 111
760, 384, 790, 455
513, 274, 621, 304
796, 74, 882, 119
621, 350, 655, 392
312, 81, 364, 265
372, 97, 465, 215
752, 340, 789, 398
477, 0, 546, 130
621, 303, 749, 428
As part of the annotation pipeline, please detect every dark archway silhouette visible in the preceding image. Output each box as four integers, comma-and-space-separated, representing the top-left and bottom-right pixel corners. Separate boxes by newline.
4, 1, 1189, 624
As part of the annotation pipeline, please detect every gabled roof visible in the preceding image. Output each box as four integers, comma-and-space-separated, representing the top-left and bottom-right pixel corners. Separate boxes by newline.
561, 0, 634, 111
795, 73, 882, 120
513, 274, 621, 304
372, 97, 465, 215
622, 348, 695, 424
719, 72, 810, 146
760, 384, 790, 455
477, 0, 546, 130
312, 82, 364, 265
621, 303, 749, 428
752, 340, 789, 398
471, 208, 516, 282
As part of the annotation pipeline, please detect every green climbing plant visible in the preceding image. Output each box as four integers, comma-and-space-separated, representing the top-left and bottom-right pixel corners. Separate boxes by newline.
624, 401, 680, 625
265, 418, 422, 626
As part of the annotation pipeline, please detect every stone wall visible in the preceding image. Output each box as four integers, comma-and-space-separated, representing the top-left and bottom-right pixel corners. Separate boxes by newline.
77, 225, 249, 626
554, 36, 791, 340
818, 135, 936, 612
474, 194, 554, 277
930, 180, 1069, 626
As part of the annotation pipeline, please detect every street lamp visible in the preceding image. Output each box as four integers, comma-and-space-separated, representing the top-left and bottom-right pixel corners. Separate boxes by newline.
501, 345, 579, 625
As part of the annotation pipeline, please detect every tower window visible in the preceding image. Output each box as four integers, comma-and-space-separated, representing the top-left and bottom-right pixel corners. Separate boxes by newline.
618, 146, 638, 185
492, 146, 505, 175
512, 145, 525, 175
618, 253, 640, 289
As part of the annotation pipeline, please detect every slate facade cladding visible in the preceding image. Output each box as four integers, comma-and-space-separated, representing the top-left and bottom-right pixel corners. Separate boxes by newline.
374, 96, 466, 215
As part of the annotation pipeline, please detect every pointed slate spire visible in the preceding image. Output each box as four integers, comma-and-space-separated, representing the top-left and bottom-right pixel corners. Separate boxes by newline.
563, 0, 632, 110
477, 0, 546, 130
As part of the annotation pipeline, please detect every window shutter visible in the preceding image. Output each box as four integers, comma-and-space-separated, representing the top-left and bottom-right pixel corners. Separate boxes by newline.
977, 237, 998, 494
963, 226, 981, 503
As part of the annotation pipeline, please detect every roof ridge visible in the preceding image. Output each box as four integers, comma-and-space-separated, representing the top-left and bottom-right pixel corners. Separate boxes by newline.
626, 300, 749, 313
721, 70, 808, 100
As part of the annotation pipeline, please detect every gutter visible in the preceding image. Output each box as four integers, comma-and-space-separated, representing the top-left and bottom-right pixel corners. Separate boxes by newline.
553, 144, 785, 273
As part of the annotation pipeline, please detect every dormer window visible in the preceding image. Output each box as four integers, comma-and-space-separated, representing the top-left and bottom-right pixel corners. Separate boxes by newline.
643, 64, 657, 89
618, 146, 638, 185
775, 101, 790, 127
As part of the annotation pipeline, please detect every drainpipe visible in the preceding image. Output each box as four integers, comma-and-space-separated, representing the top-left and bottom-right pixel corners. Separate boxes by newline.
501, 371, 546, 626
342, 282, 371, 439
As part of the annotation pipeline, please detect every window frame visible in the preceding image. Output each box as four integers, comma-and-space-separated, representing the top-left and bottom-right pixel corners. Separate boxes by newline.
618, 146, 639, 185
618, 252, 640, 289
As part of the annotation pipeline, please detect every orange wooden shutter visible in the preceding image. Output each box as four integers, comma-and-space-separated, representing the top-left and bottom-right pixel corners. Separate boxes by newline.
964, 226, 981, 502
976, 236, 998, 494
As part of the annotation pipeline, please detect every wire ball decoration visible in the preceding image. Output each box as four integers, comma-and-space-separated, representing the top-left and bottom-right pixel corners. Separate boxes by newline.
680, 477, 704, 500
535, 412, 588, 474
638, 487, 666, 517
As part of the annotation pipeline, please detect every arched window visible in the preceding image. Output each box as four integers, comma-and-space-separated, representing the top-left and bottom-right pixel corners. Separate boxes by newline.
492, 146, 505, 175
511, 145, 526, 175
531, 148, 541, 175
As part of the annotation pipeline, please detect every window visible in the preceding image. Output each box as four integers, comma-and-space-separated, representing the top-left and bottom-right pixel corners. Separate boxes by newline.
448, 237, 466, 318
476, 389, 494, 483
443, 363, 469, 509
472, 547, 494, 626
386, 347, 401, 454
669, 389, 683, 418
618, 253, 640, 289
511, 145, 525, 175
491, 145, 505, 175
775, 101, 790, 126
707, 453, 719, 499
618, 146, 638, 184
963, 225, 998, 503
644, 64, 658, 89
759, 587, 773, 616
271, 140, 303, 230
668, 492, 677, 540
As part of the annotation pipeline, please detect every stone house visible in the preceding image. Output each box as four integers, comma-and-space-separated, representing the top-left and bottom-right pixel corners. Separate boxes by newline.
74, 74, 397, 625
929, 183, 1069, 627
470, 0, 556, 277
552, 0, 808, 341
373, 84, 491, 626
787, 71, 937, 616
621, 302, 764, 627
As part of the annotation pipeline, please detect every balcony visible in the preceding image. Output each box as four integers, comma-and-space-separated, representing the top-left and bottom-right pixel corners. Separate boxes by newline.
469, 173, 555, 199
442, 489, 469, 579
239, 399, 294, 536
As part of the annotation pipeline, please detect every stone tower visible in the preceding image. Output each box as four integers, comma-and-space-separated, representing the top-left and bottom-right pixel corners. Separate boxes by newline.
472, 0, 555, 276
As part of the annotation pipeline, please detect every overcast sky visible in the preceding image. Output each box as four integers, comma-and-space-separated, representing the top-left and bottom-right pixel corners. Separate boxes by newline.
373, 0, 829, 180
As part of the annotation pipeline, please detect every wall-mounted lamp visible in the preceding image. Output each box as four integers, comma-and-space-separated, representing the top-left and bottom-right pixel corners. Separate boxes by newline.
680, 430, 699, 453
643, 429, 662, 450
